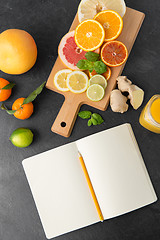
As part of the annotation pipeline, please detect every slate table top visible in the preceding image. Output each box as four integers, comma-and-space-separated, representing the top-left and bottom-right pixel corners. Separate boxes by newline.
0, 0, 160, 240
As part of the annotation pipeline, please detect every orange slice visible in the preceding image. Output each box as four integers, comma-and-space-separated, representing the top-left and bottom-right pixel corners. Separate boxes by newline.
75, 19, 105, 52
89, 66, 111, 81
101, 41, 128, 67
94, 10, 123, 41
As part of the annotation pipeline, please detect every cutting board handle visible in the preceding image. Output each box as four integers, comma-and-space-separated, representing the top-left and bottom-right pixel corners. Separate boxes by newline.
51, 98, 81, 137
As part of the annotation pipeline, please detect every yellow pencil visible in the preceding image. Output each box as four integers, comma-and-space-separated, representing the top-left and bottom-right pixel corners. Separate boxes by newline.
78, 151, 104, 222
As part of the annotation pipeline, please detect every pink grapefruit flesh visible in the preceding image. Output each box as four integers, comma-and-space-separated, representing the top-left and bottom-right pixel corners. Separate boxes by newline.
58, 31, 99, 70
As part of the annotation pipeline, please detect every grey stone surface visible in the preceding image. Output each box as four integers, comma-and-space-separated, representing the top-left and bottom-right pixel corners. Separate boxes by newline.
0, 0, 160, 239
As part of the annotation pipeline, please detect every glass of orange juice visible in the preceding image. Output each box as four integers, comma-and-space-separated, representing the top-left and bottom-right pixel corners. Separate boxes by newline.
139, 95, 160, 133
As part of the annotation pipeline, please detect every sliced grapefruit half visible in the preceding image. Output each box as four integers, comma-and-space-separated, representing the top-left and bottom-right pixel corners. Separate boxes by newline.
58, 31, 99, 70
78, 0, 126, 23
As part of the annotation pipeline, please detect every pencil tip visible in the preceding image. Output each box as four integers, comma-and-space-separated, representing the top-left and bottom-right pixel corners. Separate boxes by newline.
78, 151, 82, 157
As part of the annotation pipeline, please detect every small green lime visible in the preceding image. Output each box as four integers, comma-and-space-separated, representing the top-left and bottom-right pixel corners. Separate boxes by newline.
89, 75, 107, 89
9, 128, 33, 148
87, 84, 105, 102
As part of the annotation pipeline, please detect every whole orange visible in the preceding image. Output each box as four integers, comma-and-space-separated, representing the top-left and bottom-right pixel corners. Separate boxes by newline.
12, 98, 34, 120
0, 29, 37, 75
0, 78, 12, 101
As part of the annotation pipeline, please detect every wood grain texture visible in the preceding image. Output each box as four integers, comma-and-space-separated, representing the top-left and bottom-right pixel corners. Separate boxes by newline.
46, 7, 145, 137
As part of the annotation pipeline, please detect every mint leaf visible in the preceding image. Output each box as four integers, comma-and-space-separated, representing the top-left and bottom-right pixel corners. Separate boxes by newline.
88, 62, 94, 73
78, 111, 92, 119
91, 116, 98, 125
92, 113, 104, 125
78, 111, 104, 127
2, 82, 16, 90
85, 52, 100, 62
77, 55, 106, 74
22, 81, 46, 105
88, 119, 93, 127
94, 61, 107, 74
77, 59, 93, 71
1, 103, 16, 115
77, 60, 87, 70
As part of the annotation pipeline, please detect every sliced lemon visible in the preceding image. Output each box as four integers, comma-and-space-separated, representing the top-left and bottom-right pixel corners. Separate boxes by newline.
54, 69, 72, 92
78, 0, 126, 23
89, 75, 107, 89
66, 71, 89, 93
87, 84, 105, 101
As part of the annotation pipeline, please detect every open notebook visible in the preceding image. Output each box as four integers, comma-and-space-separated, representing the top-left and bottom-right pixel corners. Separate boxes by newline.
22, 124, 157, 239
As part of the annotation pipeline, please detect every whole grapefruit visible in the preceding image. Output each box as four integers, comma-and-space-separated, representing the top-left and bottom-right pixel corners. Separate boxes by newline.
0, 29, 37, 75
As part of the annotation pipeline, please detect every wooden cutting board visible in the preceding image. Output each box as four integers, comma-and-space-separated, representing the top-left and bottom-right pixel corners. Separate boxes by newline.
46, 7, 145, 138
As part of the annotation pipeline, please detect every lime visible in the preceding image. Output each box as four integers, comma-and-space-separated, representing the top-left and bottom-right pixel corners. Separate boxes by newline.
10, 128, 33, 148
87, 84, 105, 101
89, 74, 107, 89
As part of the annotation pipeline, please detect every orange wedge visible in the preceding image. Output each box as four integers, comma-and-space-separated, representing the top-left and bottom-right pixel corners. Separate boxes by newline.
101, 41, 128, 67
89, 67, 111, 81
75, 19, 105, 52
94, 10, 123, 41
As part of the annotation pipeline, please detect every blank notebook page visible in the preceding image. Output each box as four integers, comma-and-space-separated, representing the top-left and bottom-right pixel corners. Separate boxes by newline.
22, 142, 99, 239
76, 124, 157, 220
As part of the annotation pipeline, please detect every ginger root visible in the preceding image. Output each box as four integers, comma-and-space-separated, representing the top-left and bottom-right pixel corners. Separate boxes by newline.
117, 76, 144, 110
110, 76, 144, 113
110, 90, 128, 113
128, 85, 144, 110
117, 76, 132, 92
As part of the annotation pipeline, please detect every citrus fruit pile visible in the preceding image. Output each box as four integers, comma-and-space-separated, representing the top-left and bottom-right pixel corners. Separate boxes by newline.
1, 80, 46, 148
54, 0, 128, 101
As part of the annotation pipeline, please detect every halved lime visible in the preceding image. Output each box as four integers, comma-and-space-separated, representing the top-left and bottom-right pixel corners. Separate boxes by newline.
10, 128, 33, 148
89, 74, 107, 89
87, 84, 105, 101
